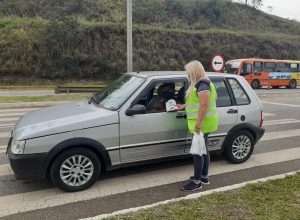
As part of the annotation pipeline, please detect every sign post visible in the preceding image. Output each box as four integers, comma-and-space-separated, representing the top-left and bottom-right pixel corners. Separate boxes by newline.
127, 0, 133, 72
211, 54, 225, 72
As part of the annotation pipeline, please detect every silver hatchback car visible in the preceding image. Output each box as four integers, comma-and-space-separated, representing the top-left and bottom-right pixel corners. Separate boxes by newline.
7, 72, 265, 192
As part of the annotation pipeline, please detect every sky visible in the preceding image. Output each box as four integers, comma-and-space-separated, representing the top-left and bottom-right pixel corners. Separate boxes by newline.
234, 0, 300, 22
259, 0, 300, 21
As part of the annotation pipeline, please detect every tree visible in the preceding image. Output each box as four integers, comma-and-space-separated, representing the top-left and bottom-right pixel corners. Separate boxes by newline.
267, 5, 273, 14
236, 0, 263, 8
251, 0, 264, 8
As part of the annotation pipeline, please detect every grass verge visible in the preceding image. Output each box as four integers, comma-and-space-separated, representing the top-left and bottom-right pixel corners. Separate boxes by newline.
0, 94, 90, 103
0, 76, 110, 88
106, 173, 300, 220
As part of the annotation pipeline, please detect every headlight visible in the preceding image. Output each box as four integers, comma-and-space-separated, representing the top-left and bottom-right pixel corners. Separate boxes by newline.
11, 139, 25, 154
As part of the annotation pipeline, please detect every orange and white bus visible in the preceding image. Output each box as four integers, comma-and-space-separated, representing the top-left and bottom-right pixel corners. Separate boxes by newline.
224, 58, 300, 89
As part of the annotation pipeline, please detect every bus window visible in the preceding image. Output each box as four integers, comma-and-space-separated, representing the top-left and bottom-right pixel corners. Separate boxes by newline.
289, 63, 299, 72
276, 62, 289, 72
264, 62, 276, 72
224, 61, 241, 74
254, 62, 263, 73
241, 63, 252, 76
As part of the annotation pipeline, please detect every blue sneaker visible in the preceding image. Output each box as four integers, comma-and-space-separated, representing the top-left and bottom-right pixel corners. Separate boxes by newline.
181, 180, 202, 191
190, 176, 210, 185
200, 177, 210, 185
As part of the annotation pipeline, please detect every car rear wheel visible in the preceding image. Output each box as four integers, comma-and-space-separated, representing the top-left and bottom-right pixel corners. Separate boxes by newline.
251, 80, 260, 89
288, 79, 297, 89
50, 147, 101, 192
223, 130, 254, 164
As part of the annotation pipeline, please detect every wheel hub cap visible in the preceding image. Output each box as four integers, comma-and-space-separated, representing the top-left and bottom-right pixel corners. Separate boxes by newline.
232, 135, 251, 160
60, 155, 94, 187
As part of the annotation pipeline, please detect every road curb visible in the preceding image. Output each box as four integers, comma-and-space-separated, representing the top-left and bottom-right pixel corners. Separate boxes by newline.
0, 101, 71, 108
82, 170, 300, 220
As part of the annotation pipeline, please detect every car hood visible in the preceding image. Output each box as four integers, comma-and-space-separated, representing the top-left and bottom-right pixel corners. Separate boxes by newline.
13, 100, 118, 140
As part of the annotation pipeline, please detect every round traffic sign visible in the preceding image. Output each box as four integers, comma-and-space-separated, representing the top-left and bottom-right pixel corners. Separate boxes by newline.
211, 54, 225, 72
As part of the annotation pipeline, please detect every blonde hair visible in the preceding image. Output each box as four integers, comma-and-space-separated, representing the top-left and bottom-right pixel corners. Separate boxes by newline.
185, 60, 208, 98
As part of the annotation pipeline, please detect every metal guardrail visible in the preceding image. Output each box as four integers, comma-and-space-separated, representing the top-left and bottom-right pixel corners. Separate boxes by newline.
55, 85, 107, 94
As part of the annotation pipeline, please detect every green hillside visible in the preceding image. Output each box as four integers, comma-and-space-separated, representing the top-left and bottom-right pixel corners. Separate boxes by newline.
0, 0, 300, 82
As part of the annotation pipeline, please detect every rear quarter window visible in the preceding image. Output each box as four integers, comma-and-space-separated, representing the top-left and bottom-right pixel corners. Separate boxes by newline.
211, 78, 232, 107
228, 78, 250, 105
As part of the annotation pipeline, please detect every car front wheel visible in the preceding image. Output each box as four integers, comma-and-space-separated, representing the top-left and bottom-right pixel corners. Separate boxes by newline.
223, 130, 254, 164
50, 147, 101, 192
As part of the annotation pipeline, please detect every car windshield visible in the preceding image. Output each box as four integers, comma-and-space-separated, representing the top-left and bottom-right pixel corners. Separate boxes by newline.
224, 61, 241, 75
91, 74, 145, 110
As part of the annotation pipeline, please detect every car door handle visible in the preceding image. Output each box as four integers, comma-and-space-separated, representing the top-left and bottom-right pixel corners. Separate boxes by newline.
227, 109, 238, 114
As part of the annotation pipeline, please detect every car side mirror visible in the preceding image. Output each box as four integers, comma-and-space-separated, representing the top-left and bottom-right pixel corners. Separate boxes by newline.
126, 104, 146, 116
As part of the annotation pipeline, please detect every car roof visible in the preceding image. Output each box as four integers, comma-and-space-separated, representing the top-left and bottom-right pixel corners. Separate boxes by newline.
129, 71, 234, 78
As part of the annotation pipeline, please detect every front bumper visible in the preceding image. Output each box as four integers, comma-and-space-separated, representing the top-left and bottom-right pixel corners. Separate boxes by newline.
7, 138, 47, 180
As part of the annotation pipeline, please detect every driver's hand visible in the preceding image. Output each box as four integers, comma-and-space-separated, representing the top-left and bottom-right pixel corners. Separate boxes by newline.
154, 100, 164, 110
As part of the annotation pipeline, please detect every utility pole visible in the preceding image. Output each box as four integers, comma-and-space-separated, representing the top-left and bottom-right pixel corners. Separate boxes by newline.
127, 0, 133, 72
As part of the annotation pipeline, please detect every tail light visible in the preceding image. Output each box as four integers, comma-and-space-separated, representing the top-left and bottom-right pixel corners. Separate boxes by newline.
260, 111, 264, 127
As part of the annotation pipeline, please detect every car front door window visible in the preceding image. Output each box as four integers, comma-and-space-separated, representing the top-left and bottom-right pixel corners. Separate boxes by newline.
135, 80, 186, 114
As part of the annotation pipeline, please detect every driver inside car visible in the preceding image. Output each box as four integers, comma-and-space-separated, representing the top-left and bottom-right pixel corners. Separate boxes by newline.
146, 83, 176, 112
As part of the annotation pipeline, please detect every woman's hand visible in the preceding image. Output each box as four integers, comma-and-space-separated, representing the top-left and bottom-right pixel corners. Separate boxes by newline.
195, 125, 201, 134
176, 104, 186, 111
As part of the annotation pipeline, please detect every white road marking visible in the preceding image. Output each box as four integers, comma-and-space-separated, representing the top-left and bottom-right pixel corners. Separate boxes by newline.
0, 147, 299, 217
0, 118, 18, 122
0, 108, 39, 113
264, 118, 300, 126
0, 113, 26, 117
0, 164, 12, 176
262, 101, 300, 107
84, 170, 300, 220
0, 145, 7, 153
0, 145, 7, 150
0, 132, 10, 139
264, 112, 275, 117
0, 164, 11, 176
261, 129, 300, 141
0, 124, 14, 128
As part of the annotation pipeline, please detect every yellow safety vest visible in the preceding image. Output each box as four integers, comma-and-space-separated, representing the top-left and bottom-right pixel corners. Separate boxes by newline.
185, 81, 218, 134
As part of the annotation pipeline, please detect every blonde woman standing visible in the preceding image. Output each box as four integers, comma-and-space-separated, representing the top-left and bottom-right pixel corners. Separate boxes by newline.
177, 60, 218, 191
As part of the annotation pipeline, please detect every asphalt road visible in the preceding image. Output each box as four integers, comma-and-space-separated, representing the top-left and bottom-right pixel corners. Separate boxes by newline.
0, 90, 299, 219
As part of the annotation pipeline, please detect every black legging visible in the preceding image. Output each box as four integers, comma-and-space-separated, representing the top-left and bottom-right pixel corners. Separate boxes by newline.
193, 133, 210, 180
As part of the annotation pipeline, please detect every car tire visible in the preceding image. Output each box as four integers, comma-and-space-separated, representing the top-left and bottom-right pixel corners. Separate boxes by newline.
288, 79, 297, 89
223, 130, 254, 164
251, 80, 260, 89
50, 147, 101, 192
